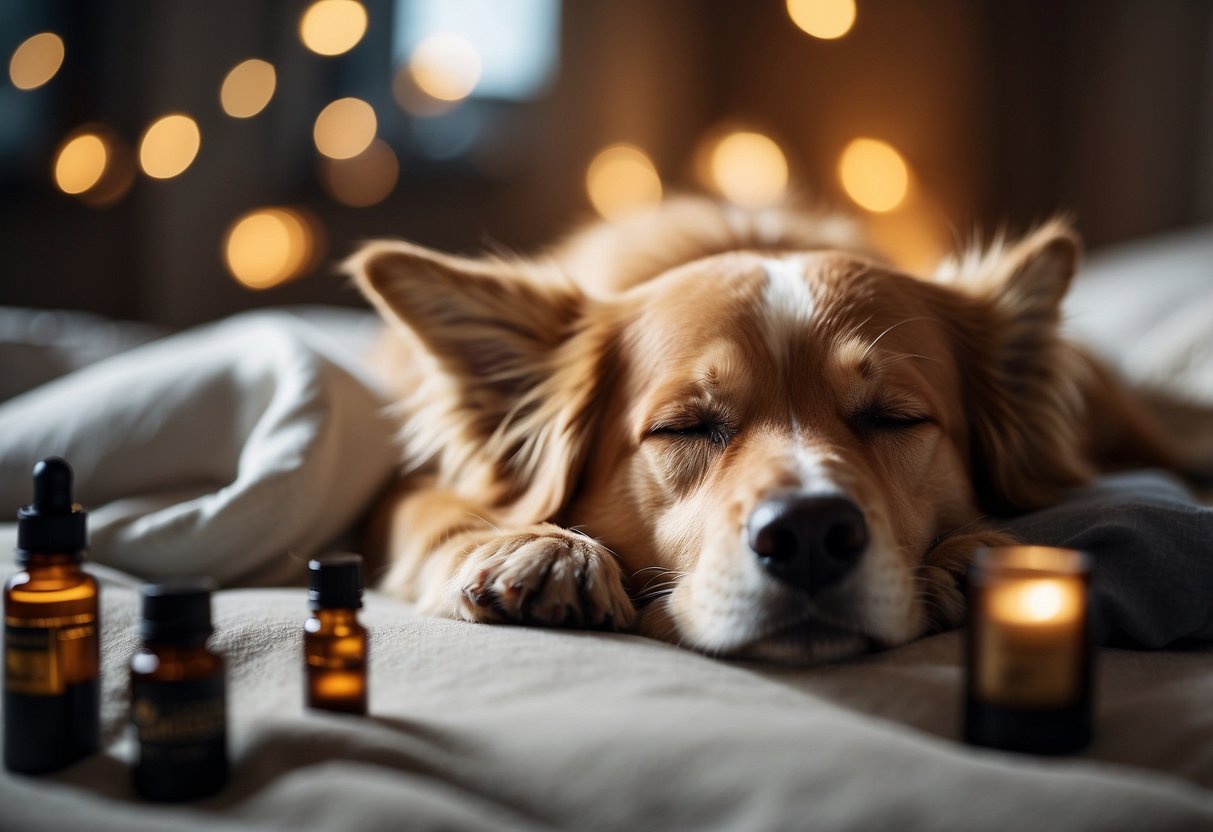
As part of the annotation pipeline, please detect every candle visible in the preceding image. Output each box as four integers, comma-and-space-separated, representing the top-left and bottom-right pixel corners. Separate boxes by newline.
964, 546, 1093, 754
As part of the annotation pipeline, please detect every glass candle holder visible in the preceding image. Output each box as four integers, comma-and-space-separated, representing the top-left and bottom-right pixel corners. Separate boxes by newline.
964, 546, 1093, 754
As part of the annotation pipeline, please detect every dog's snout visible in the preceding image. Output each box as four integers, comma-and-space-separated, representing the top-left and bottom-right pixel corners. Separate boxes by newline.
746, 495, 868, 595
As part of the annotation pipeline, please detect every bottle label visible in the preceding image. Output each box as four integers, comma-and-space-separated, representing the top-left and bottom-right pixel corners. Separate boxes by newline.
4, 614, 95, 696
131, 675, 227, 775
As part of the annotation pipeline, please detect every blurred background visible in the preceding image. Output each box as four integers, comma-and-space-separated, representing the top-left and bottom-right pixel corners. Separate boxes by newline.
1, 0, 1210, 328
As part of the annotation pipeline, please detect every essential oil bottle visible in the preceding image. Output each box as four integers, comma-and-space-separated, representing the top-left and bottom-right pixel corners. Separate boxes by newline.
304, 554, 368, 714
129, 580, 228, 801
4, 457, 100, 774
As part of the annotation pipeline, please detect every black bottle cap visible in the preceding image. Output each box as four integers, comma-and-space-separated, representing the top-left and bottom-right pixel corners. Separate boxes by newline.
308, 554, 364, 610
140, 579, 216, 645
16, 457, 88, 562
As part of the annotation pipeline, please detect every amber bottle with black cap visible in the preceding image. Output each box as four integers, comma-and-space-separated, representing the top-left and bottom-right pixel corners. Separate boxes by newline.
4, 457, 100, 774
304, 554, 368, 714
130, 580, 228, 801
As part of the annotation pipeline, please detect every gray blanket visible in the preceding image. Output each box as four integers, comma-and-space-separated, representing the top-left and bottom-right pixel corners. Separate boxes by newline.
1001, 471, 1213, 647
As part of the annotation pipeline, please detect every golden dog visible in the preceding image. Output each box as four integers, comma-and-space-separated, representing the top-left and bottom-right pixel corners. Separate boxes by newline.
349, 198, 1181, 662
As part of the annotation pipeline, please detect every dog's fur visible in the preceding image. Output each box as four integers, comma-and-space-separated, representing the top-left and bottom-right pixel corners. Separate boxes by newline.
349, 198, 1186, 663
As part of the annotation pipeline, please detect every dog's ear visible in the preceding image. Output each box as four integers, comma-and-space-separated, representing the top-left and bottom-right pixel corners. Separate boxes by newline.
947, 222, 1094, 512
350, 240, 581, 393
347, 241, 602, 523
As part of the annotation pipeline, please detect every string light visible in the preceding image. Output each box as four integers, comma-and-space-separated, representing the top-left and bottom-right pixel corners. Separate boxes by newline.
223, 207, 318, 289
9, 32, 65, 90
786, 0, 857, 40
220, 59, 276, 118
53, 126, 138, 207
408, 33, 482, 102
313, 98, 377, 160
319, 139, 399, 207
585, 144, 662, 219
838, 138, 909, 212
703, 130, 789, 207
391, 64, 457, 118
54, 133, 107, 195
299, 0, 368, 56
139, 114, 201, 179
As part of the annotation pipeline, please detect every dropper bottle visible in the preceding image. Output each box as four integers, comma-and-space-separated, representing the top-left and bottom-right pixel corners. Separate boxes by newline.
3, 457, 101, 774
304, 554, 368, 714
129, 579, 228, 801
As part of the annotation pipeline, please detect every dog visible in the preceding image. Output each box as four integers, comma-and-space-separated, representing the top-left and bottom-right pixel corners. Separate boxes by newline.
348, 197, 1185, 663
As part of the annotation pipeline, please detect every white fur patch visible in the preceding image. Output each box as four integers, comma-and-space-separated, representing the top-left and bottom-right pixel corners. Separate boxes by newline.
792, 446, 843, 497
761, 258, 815, 364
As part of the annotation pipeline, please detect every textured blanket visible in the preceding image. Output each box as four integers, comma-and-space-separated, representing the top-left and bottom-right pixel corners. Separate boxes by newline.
0, 227, 1211, 829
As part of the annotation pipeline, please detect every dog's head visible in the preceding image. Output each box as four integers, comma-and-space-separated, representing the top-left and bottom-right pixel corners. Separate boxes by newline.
352, 217, 1091, 662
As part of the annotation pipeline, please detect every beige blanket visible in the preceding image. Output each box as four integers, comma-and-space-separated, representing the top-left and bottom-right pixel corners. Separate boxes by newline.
2, 530, 1211, 831
2, 227, 1212, 829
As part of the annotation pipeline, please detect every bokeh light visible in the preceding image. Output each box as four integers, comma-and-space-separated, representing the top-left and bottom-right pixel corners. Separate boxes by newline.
139, 114, 201, 179
705, 131, 789, 207
313, 98, 377, 160
220, 59, 276, 118
786, 0, 857, 40
391, 64, 457, 118
223, 207, 319, 289
299, 0, 368, 56
54, 133, 107, 195
53, 126, 135, 207
585, 144, 663, 220
408, 33, 482, 102
8, 32, 65, 90
319, 139, 400, 207
838, 138, 909, 213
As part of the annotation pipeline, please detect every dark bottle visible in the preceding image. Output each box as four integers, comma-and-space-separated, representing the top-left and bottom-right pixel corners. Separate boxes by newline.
130, 580, 227, 801
304, 554, 368, 714
4, 457, 101, 774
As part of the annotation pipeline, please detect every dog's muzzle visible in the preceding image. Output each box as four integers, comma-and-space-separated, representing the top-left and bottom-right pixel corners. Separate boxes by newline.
746, 493, 869, 596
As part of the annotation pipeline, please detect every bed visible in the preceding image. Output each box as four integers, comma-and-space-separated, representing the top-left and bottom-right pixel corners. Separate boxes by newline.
1, 226, 1211, 831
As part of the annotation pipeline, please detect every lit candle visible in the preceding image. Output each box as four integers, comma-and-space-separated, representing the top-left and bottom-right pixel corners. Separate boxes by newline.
964, 546, 1093, 753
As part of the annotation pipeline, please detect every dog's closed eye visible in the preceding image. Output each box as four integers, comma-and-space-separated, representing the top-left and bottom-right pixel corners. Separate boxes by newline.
850, 403, 932, 435
649, 419, 732, 448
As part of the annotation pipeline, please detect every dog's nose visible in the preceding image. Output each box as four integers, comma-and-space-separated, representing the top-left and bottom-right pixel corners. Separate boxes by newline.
746, 494, 868, 595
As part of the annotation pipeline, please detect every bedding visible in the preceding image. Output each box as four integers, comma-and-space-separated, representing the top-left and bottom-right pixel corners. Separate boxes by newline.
0, 226, 1211, 830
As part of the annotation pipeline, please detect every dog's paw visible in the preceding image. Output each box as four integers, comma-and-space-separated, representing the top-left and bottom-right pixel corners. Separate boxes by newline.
451, 527, 635, 631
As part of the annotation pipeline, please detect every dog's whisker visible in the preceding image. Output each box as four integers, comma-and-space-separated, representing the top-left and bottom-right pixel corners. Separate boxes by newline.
860, 316, 932, 364
465, 513, 504, 536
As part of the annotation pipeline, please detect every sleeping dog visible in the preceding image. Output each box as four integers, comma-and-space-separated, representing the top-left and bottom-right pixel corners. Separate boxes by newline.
349, 198, 1183, 662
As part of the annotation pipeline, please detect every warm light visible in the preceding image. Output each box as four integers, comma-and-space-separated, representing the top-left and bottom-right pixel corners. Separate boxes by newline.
1017, 581, 1065, 622
391, 64, 457, 118
54, 134, 107, 195
585, 144, 662, 220
223, 207, 316, 289
299, 0, 368, 56
220, 59, 276, 118
838, 138, 909, 213
139, 114, 201, 179
786, 0, 857, 40
53, 126, 135, 207
708, 131, 788, 207
989, 578, 1080, 626
313, 97, 377, 160
408, 33, 482, 102
320, 139, 399, 207
9, 32, 65, 90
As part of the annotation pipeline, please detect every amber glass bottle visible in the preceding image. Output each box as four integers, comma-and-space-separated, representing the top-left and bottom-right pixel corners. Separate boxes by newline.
4, 457, 100, 774
304, 554, 368, 714
129, 580, 227, 801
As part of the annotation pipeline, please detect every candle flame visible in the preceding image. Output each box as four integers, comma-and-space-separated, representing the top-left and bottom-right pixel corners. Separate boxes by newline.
1017, 581, 1065, 622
